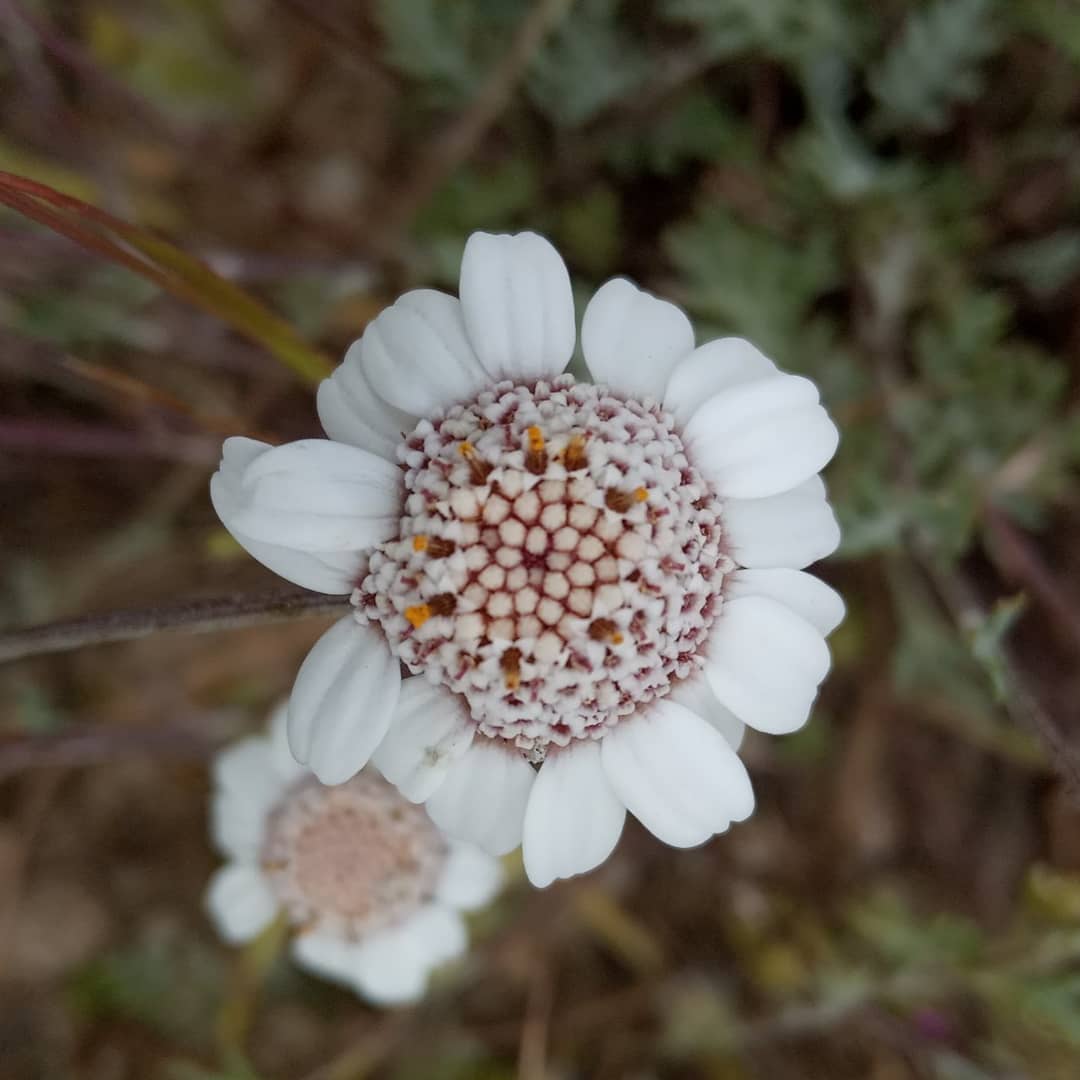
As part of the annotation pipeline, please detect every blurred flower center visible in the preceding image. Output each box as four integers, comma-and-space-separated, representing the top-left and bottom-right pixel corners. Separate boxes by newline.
262, 774, 447, 937
358, 376, 730, 759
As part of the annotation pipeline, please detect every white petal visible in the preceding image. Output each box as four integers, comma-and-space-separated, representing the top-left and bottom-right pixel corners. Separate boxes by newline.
425, 738, 535, 856
459, 231, 575, 384
288, 617, 401, 785
724, 478, 841, 569
435, 843, 504, 911
292, 932, 367, 989
705, 595, 830, 735
601, 702, 755, 848
663, 337, 777, 427
351, 905, 467, 1005
204, 864, 277, 945
683, 374, 839, 498
581, 277, 695, 401
317, 340, 417, 460
371, 679, 475, 802
522, 740, 626, 888
361, 289, 488, 415
726, 568, 845, 636
210, 736, 283, 860
211, 438, 366, 593
266, 700, 308, 785
218, 438, 401, 553
669, 674, 747, 751
212, 735, 279, 806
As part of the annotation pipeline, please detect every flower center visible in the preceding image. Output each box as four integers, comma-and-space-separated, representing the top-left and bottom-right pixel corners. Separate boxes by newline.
262, 773, 447, 938
358, 376, 731, 756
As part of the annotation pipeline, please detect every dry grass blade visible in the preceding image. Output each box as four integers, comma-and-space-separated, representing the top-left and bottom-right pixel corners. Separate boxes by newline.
0, 170, 333, 384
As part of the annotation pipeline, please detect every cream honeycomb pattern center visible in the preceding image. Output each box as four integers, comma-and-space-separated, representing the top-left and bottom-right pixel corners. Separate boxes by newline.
358, 376, 732, 757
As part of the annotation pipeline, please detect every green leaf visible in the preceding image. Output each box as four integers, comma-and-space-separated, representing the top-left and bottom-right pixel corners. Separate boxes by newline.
376, 0, 484, 104
375, 0, 526, 108
991, 231, 1080, 298
70, 924, 225, 1047
849, 890, 984, 968
909, 288, 1066, 502
869, 0, 1004, 133
662, 0, 866, 65
604, 91, 753, 178
527, 0, 651, 127
1003, 973, 1080, 1048
664, 206, 840, 363
1011, 0, 1080, 67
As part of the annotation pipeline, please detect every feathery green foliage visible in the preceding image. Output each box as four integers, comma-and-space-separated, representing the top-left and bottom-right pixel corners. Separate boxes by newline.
869, 0, 1004, 132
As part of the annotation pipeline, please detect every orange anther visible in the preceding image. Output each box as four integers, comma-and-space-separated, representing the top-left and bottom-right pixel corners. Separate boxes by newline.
526, 425, 545, 452
633, 487, 649, 502
404, 604, 432, 629
611, 633, 624, 645
412, 535, 429, 552
459, 441, 475, 457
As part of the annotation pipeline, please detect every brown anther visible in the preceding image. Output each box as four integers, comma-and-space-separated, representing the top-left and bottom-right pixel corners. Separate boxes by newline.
404, 604, 432, 629
633, 487, 649, 503
500, 647, 522, 690
525, 424, 548, 475
605, 488, 634, 513
563, 434, 588, 472
426, 537, 456, 559
428, 593, 456, 616
412, 535, 429, 552
588, 618, 621, 643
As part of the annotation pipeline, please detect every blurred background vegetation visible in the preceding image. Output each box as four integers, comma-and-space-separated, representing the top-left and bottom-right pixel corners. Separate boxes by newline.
2, 1, 1080, 1077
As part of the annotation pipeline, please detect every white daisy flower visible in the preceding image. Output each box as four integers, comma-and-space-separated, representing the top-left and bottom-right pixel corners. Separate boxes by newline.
204, 703, 503, 1005
211, 231, 843, 889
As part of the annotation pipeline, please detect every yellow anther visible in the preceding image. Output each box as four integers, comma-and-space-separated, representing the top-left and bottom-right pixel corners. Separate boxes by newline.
526, 425, 545, 452
404, 604, 432, 629
459, 441, 476, 457
412, 535, 429, 552
611, 633, 624, 645
634, 487, 649, 502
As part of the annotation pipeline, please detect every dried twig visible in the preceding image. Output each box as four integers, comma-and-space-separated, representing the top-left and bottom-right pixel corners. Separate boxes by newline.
0, 0, 169, 131
985, 505, 1080, 660
0, 589, 347, 664
0, 726, 218, 781
0, 416, 220, 465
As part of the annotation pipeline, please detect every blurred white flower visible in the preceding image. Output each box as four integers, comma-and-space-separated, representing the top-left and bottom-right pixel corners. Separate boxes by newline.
211, 231, 843, 888
205, 703, 502, 1005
